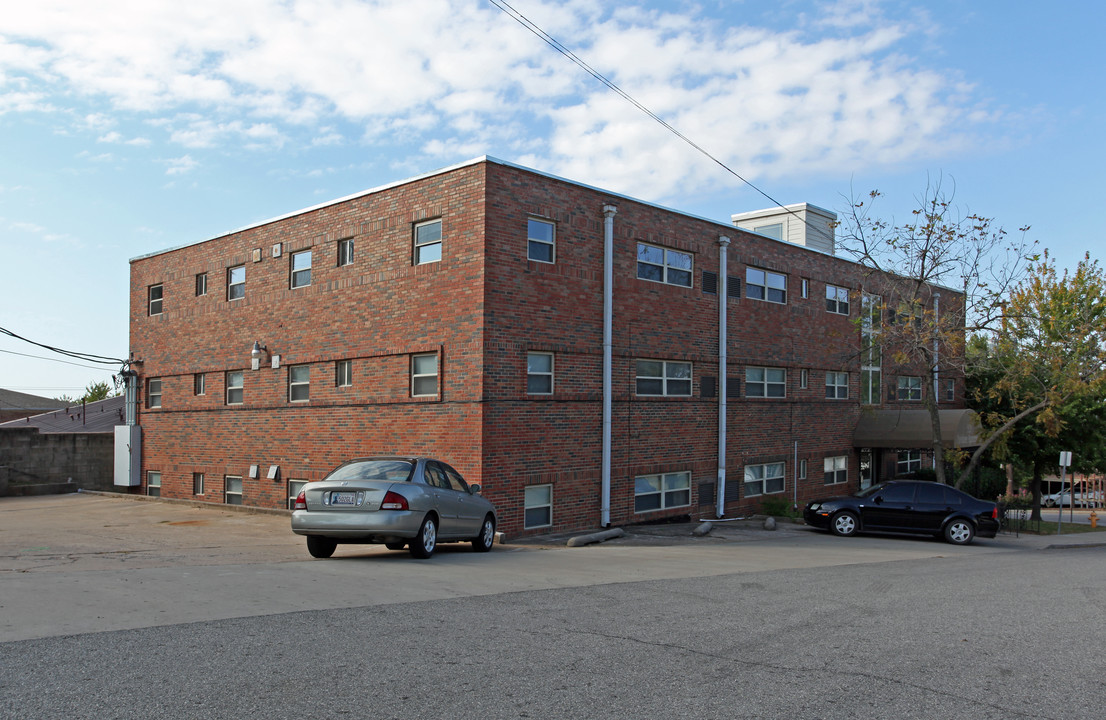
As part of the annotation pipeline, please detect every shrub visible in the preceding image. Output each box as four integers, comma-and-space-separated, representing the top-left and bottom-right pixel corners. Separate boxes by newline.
761, 496, 800, 518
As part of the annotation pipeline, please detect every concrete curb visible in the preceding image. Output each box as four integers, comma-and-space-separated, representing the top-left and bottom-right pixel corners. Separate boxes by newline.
566, 527, 626, 547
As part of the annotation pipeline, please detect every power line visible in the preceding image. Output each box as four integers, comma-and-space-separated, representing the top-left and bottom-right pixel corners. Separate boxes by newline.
0, 347, 117, 372
0, 325, 126, 366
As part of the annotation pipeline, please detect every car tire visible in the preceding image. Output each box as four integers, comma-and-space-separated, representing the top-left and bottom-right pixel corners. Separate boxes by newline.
472, 515, 495, 552
944, 519, 975, 545
830, 511, 859, 537
409, 515, 437, 559
306, 535, 337, 559
384, 541, 406, 551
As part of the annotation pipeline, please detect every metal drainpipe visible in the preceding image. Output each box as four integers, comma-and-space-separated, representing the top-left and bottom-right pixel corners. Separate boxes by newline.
601, 204, 617, 527
716, 236, 730, 518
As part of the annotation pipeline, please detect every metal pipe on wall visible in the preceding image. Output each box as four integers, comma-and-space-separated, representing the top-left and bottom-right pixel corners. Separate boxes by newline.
716, 236, 730, 518
601, 204, 617, 527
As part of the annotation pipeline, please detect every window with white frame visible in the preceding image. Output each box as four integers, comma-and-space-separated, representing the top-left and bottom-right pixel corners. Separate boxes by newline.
634, 471, 691, 512
527, 218, 555, 263
226, 371, 244, 405
861, 293, 882, 405
799, 459, 807, 480
801, 278, 809, 298
147, 471, 161, 497
897, 450, 922, 475
744, 462, 785, 497
745, 367, 786, 398
338, 238, 354, 267
636, 243, 692, 288
291, 250, 312, 288
826, 285, 849, 314
193, 472, 204, 495
411, 353, 438, 397
824, 456, 848, 485
746, 268, 787, 303
524, 484, 553, 528
288, 480, 307, 510
635, 360, 692, 396
527, 352, 553, 395
826, 372, 849, 399
194, 373, 205, 396
196, 272, 208, 296
225, 476, 243, 505
148, 284, 163, 316
800, 368, 808, 389
336, 360, 352, 388
227, 265, 245, 300
414, 219, 442, 265
944, 378, 955, 402
147, 378, 162, 408
753, 223, 783, 240
897, 376, 922, 401
289, 365, 310, 402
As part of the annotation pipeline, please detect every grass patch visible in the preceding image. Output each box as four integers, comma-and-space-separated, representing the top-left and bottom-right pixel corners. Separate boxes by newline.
1032, 520, 1106, 535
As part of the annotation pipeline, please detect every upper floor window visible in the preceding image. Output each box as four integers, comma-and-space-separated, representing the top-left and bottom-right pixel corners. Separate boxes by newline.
148, 284, 163, 316
746, 268, 786, 304
146, 378, 162, 408
637, 243, 692, 288
337, 238, 354, 267
635, 360, 692, 396
746, 367, 786, 398
826, 372, 849, 399
944, 378, 955, 402
412, 353, 438, 397
194, 373, 206, 396
336, 360, 353, 388
527, 219, 555, 263
527, 352, 554, 395
414, 219, 442, 265
897, 376, 922, 401
226, 371, 244, 405
753, 223, 783, 241
195, 273, 208, 296
291, 250, 312, 288
227, 265, 245, 301
289, 365, 310, 402
826, 285, 849, 315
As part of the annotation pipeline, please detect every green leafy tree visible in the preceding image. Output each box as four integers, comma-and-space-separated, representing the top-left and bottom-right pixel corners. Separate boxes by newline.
55, 380, 118, 405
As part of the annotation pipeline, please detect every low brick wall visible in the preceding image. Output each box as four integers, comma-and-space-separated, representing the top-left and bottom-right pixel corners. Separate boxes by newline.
0, 428, 115, 496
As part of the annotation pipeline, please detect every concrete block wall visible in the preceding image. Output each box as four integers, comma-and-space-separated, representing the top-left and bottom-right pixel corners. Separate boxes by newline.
0, 428, 115, 495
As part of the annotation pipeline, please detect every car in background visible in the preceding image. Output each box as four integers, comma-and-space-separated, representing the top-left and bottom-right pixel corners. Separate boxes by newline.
803, 480, 1000, 545
1043, 490, 1103, 508
291, 456, 497, 559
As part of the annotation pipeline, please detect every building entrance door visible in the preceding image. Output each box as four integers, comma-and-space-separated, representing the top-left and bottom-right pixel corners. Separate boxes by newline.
860, 450, 876, 490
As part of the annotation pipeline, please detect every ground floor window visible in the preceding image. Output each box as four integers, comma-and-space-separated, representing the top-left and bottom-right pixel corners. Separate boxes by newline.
225, 476, 243, 505
897, 450, 922, 475
634, 471, 691, 512
744, 462, 785, 497
192, 472, 204, 495
288, 480, 307, 510
147, 471, 161, 497
524, 484, 553, 529
824, 456, 848, 485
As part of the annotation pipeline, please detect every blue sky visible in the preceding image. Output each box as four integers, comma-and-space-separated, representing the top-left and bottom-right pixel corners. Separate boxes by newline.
1, 0, 1102, 397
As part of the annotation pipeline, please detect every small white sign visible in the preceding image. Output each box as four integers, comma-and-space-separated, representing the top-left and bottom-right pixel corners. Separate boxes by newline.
1059, 451, 1072, 467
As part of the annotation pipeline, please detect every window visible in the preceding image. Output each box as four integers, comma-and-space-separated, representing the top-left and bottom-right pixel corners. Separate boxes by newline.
635, 360, 692, 397
746, 268, 787, 303
411, 353, 438, 397
225, 476, 243, 505
897, 450, 922, 475
634, 471, 691, 512
637, 243, 692, 288
288, 480, 307, 510
147, 471, 161, 497
148, 284, 163, 316
801, 278, 809, 299
336, 360, 352, 388
897, 376, 922, 401
194, 373, 206, 396
744, 462, 785, 497
826, 372, 849, 399
800, 369, 808, 389
338, 238, 354, 267
799, 459, 807, 480
226, 371, 244, 405
193, 472, 204, 495
745, 367, 786, 398
227, 265, 245, 300
414, 219, 442, 265
289, 365, 310, 402
754, 223, 783, 240
527, 218, 555, 263
527, 352, 553, 395
824, 456, 848, 485
826, 285, 849, 315
944, 378, 955, 402
861, 293, 881, 405
146, 378, 162, 408
291, 250, 312, 288
195, 273, 208, 296
524, 484, 553, 529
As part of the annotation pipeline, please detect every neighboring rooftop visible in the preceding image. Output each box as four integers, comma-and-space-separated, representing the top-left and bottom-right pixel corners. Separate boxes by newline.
731, 202, 837, 255
0, 395, 125, 434
0, 389, 70, 423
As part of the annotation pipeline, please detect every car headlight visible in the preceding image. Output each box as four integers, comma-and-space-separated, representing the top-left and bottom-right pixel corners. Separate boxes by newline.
807, 502, 821, 511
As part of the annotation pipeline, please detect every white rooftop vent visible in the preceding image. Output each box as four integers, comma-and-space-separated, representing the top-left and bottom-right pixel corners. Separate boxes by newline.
731, 202, 836, 255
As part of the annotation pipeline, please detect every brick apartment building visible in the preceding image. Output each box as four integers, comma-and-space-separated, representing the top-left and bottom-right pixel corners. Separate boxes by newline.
127, 156, 967, 536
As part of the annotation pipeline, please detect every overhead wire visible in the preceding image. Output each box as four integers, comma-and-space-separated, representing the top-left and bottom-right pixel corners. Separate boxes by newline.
0, 325, 126, 366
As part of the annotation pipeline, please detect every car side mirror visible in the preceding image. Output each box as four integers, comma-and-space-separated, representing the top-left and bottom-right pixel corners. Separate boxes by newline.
469, 484, 481, 495
873, 496, 883, 504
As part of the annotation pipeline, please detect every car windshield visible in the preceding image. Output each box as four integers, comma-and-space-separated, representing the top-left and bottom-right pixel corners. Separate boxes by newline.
853, 483, 888, 499
324, 459, 414, 483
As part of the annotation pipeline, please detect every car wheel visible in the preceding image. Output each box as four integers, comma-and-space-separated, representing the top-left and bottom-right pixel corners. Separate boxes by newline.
830, 511, 859, 537
409, 515, 437, 559
944, 519, 975, 545
384, 541, 406, 551
306, 535, 337, 559
472, 515, 495, 552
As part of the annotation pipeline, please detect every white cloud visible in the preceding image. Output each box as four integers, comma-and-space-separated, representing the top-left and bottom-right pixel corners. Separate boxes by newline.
165, 154, 198, 175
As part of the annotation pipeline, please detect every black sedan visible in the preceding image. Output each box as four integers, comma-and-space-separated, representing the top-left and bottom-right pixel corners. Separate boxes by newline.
803, 480, 1000, 545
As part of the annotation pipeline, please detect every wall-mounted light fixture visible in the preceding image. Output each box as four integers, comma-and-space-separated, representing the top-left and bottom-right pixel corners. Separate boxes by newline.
251, 341, 268, 370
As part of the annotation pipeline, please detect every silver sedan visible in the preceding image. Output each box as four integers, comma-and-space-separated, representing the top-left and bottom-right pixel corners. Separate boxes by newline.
291, 456, 497, 559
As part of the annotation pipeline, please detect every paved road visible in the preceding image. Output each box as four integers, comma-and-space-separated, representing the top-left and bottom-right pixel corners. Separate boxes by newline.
1, 493, 1104, 719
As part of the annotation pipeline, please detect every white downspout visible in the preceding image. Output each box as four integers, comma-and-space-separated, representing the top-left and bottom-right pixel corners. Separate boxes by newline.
716, 236, 730, 518
601, 204, 617, 527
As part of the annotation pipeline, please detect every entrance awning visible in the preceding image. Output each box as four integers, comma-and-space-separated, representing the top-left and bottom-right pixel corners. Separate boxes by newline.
853, 409, 981, 449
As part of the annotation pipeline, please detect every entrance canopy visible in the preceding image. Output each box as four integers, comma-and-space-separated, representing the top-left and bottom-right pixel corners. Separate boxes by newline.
853, 409, 981, 449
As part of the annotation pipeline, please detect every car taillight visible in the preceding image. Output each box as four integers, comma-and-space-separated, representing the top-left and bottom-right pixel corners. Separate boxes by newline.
381, 490, 408, 511
293, 490, 307, 511
991, 506, 999, 520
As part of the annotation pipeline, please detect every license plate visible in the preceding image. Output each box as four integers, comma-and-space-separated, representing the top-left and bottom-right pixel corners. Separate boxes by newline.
331, 491, 357, 506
